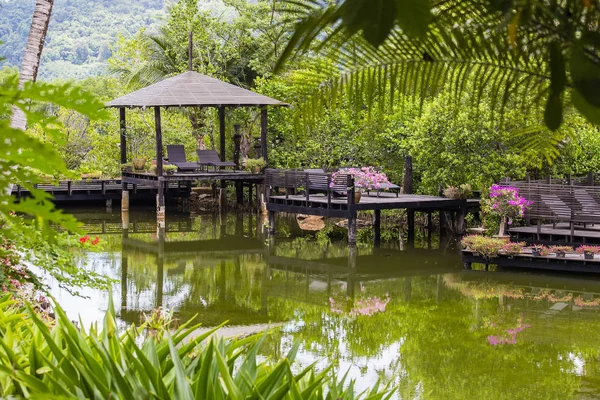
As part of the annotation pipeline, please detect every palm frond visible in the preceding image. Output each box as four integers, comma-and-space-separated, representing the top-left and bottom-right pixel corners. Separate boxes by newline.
277, 0, 600, 135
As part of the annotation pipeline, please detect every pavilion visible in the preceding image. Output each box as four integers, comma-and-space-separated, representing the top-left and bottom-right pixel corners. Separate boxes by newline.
106, 71, 287, 211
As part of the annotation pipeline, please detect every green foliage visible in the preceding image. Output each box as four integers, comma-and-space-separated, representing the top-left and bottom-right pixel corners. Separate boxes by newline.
244, 157, 266, 172
0, 74, 112, 293
0, 295, 395, 399
0, 0, 165, 80
277, 0, 600, 139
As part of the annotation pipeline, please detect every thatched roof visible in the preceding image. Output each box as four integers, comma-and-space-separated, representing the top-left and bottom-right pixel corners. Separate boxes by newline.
106, 71, 288, 108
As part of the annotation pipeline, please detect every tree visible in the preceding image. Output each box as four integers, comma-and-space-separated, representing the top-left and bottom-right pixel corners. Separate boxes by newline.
10, 0, 54, 131
276, 0, 600, 151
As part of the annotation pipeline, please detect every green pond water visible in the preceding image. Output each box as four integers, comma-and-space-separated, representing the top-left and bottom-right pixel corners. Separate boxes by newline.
56, 208, 600, 399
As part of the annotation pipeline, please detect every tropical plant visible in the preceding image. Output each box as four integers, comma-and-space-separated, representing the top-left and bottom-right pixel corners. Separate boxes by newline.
1, 71, 112, 294
460, 234, 480, 250
276, 0, 600, 157
0, 295, 395, 399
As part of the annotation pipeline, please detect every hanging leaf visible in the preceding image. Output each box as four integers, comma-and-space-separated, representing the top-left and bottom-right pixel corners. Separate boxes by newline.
395, 0, 432, 38
570, 44, 600, 107
544, 92, 563, 131
572, 89, 600, 125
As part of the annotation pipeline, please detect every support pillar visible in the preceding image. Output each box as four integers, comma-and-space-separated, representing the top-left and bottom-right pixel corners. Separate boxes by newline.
106, 199, 113, 211
348, 216, 357, 246
373, 210, 381, 247
120, 107, 127, 191
236, 183, 243, 205
456, 203, 467, 235
260, 107, 268, 165
267, 210, 275, 235
407, 209, 415, 247
157, 181, 165, 228
121, 190, 129, 211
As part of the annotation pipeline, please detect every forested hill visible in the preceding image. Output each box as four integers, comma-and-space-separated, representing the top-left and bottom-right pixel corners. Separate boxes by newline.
0, 0, 169, 81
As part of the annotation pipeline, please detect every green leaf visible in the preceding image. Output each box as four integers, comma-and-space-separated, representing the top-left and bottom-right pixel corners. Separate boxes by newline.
395, 0, 431, 38
572, 89, 600, 126
570, 45, 600, 107
544, 92, 563, 131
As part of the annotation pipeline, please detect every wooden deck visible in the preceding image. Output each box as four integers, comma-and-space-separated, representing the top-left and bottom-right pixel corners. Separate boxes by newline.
462, 250, 600, 274
268, 192, 467, 217
510, 223, 600, 244
11, 179, 191, 203
122, 171, 264, 185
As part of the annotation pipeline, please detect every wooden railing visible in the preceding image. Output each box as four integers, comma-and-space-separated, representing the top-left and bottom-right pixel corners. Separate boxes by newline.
265, 169, 356, 209
500, 182, 600, 232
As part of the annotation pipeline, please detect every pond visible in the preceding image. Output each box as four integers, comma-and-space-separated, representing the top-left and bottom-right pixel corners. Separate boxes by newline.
54, 207, 600, 399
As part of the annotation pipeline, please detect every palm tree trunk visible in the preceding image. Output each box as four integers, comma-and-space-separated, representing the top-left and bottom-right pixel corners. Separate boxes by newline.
10, 0, 55, 131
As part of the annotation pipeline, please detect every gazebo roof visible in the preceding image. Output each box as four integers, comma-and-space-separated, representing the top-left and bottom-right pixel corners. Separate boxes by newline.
106, 71, 288, 108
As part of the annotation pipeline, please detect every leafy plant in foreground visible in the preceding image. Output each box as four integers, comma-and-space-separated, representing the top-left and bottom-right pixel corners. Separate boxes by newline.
0, 295, 395, 399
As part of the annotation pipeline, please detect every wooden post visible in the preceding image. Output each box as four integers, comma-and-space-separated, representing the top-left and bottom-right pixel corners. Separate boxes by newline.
249, 184, 253, 208
219, 107, 226, 162
347, 174, 357, 246
373, 210, 381, 247
121, 190, 129, 211
120, 108, 127, 191
154, 107, 164, 177
154, 107, 165, 221
261, 107, 268, 165
439, 210, 447, 237
588, 171, 594, 186
236, 183, 244, 205
456, 203, 467, 234
403, 155, 413, 194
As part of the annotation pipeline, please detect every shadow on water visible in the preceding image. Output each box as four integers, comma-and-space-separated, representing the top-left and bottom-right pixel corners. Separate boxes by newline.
63, 207, 600, 399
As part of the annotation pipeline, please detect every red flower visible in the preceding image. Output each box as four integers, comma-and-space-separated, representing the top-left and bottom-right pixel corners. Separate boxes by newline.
79, 235, 90, 244
92, 237, 100, 246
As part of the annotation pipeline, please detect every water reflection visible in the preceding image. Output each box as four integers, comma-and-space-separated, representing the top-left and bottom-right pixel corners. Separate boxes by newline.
60, 208, 600, 399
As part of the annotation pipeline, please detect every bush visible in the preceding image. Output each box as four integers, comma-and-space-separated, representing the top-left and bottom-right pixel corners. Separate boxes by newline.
443, 184, 472, 199
501, 242, 525, 256
244, 157, 266, 172
0, 296, 394, 399
468, 236, 506, 258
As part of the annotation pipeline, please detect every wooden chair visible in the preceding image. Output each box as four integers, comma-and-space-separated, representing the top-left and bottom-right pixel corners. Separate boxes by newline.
166, 145, 199, 171
196, 150, 236, 171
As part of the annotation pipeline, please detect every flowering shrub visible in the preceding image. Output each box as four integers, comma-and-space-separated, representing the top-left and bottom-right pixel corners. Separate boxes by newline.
575, 245, 600, 255
79, 235, 100, 246
483, 185, 532, 235
531, 245, 550, 256
487, 185, 533, 218
501, 242, 525, 256
330, 167, 391, 192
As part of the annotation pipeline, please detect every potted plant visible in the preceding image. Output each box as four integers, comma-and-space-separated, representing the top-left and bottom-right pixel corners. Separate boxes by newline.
244, 157, 266, 173
531, 244, 549, 257
133, 158, 147, 171
483, 184, 532, 241
501, 241, 525, 257
121, 163, 133, 172
470, 236, 505, 259
576, 245, 600, 260
461, 234, 479, 250
331, 167, 391, 203
549, 245, 573, 258
443, 184, 473, 199
163, 164, 178, 175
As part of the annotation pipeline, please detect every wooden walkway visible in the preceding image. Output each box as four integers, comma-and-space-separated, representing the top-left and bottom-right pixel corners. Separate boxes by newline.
510, 223, 600, 244
11, 179, 191, 203
265, 168, 475, 245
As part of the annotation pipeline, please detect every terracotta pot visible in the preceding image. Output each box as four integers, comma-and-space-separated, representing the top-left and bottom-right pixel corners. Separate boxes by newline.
354, 192, 362, 204
133, 158, 146, 171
